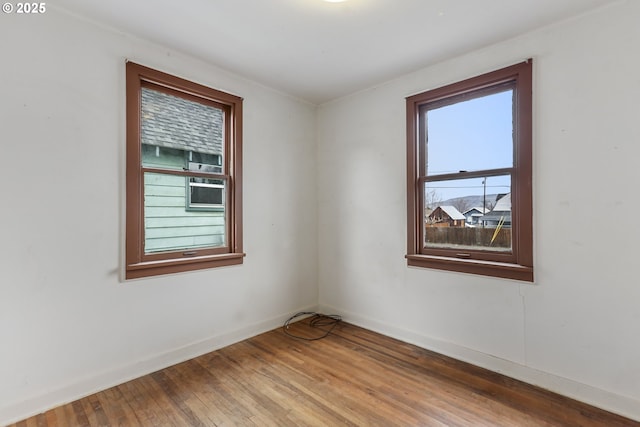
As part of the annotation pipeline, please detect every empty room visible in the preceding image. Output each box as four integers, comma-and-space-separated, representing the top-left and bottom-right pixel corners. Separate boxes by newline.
1, 0, 639, 425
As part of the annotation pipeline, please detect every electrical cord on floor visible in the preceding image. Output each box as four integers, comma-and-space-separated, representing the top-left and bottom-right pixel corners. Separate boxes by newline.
283, 311, 342, 341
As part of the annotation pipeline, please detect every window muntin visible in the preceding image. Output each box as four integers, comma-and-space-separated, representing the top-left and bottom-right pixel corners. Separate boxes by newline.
406, 61, 533, 282
126, 62, 243, 279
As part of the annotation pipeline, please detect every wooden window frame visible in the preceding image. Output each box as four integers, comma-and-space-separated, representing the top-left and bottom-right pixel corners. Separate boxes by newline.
125, 62, 244, 279
406, 61, 533, 282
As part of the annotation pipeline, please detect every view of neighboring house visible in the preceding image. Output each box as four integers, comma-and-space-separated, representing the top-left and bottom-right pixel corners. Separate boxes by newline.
428, 194, 512, 229
427, 205, 466, 227
463, 207, 489, 226
426, 195, 512, 249
480, 193, 511, 228
141, 87, 227, 253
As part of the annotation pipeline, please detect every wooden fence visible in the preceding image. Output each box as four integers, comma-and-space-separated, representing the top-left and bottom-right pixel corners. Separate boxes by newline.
425, 226, 511, 248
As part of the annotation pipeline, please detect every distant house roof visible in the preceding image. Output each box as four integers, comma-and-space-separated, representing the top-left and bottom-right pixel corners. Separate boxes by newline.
463, 207, 489, 215
492, 193, 511, 212
432, 205, 465, 221
480, 194, 512, 225
141, 87, 223, 155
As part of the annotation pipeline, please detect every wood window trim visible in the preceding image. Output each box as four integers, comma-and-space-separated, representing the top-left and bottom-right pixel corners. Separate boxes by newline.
125, 62, 244, 279
406, 61, 533, 282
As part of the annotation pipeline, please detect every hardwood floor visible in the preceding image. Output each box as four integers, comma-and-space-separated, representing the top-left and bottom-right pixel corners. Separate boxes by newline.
9, 320, 638, 426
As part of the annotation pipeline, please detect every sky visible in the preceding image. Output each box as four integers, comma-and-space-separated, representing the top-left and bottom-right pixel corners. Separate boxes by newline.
424, 89, 513, 202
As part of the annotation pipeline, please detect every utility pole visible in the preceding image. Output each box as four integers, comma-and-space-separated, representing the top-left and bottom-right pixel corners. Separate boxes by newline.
482, 178, 486, 228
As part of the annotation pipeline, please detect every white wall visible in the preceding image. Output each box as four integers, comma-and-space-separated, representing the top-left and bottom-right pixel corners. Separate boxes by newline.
318, 0, 640, 420
0, 7, 318, 424
2, 1, 639, 424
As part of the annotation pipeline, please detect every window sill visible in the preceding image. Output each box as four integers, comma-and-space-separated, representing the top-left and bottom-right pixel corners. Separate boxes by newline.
405, 254, 533, 282
126, 252, 245, 279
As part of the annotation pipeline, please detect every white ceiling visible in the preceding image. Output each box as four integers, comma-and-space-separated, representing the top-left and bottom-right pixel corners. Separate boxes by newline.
53, 0, 618, 104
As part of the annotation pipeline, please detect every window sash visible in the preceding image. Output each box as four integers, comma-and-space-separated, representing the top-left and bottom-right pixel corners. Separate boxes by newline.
418, 83, 515, 178
421, 171, 513, 253
143, 172, 228, 255
419, 169, 514, 258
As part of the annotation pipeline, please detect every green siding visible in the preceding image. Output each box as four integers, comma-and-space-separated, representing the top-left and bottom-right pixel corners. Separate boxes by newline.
144, 172, 225, 253
141, 144, 185, 170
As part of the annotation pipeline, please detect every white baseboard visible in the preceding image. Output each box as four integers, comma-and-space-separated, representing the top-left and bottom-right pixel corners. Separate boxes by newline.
318, 304, 640, 422
0, 305, 317, 426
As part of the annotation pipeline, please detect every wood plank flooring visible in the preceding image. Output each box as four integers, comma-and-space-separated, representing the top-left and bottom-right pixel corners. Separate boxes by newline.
8, 320, 638, 426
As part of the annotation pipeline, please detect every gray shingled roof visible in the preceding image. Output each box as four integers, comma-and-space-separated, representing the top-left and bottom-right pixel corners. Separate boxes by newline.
141, 87, 223, 155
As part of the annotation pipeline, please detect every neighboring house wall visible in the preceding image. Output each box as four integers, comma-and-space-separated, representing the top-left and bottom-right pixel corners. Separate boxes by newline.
143, 171, 225, 253
142, 145, 225, 253
428, 206, 465, 227
480, 194, 511, 228
480, 213, 511, 228
464, 207, 486, 225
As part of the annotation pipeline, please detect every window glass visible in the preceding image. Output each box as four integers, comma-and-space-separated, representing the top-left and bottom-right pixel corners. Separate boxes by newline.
188, 152, 222, 174
144, 172, 226, 253
141, 144, 184, 170
424, 175, 511, 252
423, 89, 513, 176
141, 87, 224, 171
139, 87, 227, 253
189, 177, 225, 209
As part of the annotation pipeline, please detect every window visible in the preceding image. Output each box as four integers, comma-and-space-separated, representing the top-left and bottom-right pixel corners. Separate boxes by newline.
406, 61, 533, 281
126, 62, 244, 279
188, 177, 225, 211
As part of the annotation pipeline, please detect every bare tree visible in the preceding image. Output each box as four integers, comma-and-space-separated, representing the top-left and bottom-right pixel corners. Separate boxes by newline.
424, 188, 441, 210
450, 197, 472, 213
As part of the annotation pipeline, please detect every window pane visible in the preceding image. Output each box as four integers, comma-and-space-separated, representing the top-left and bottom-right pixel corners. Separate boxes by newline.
141, 143, 185, 170
188, 151, 222, 174
144, 172, 226, 254
424, 89, 513, 175
189, 177, 224, 208
424, 175, 511, 251
141, 87, 224, 171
